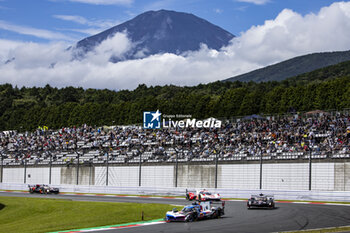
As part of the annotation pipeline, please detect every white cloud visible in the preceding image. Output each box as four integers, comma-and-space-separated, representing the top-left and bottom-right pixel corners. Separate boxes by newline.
53, 15, 120, 28
0, 20, 75, 41
83, 32, 133, 64
228, 2, 350, 65
68, 0, 133, 5
5, 42, 71, 69
236, 0, 270, 5
61, 27, 103, 35
0, 39, 24, 63
214, 8, 223, 14
54, 15, 89, 25
235, 5, 248, 12
1, 1, 350, 90
53, 15, 120, 35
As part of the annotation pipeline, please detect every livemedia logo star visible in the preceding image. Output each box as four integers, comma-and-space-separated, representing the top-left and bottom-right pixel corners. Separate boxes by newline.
143, 110, 161, 129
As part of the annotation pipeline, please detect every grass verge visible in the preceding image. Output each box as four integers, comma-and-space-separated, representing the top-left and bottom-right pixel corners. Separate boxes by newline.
0, 196, 176, 233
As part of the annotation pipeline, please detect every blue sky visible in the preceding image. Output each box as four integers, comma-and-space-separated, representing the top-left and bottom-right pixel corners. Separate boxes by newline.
0, 0, 342, 43
0, 0, 350, 90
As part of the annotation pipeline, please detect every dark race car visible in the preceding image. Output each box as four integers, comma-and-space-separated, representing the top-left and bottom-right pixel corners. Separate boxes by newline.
165, 201, 225, 222
247, 193, 275, 209
186, 189, 221, 201
28, 184, 60, 194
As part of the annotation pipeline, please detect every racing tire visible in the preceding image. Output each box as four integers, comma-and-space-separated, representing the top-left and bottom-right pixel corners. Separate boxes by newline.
213, 210, 219, 219
29, 189, 33, 194
185, 214, 194, 222
220, 209, 225, 217
186, 194, 189, 201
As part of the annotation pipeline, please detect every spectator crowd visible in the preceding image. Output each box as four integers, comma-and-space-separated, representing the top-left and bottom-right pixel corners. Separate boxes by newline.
0, 111, 349, 164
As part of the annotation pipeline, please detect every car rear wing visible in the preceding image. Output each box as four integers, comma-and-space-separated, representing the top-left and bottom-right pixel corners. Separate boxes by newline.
251, 194, 274, 199
221, 201, 225, 208
207, 200, 225, 208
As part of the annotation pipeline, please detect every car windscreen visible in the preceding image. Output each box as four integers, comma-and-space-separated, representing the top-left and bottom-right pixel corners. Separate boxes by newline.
182, 207, 193, 212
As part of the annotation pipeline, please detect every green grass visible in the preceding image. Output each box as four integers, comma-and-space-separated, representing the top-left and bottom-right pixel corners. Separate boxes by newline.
0, 196, 176, 233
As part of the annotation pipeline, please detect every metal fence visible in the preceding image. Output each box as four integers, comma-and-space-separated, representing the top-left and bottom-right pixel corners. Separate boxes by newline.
1, 149, 350, 191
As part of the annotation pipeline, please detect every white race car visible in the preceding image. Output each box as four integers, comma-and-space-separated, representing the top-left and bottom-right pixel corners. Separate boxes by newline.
186, 189, 221, 201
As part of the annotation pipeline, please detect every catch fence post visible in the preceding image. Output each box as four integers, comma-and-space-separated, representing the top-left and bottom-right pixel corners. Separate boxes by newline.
24, 157, 27, 184
309, 146, 312, 191
89, 161, 92, 186
76, 151, 80, 185
49, 152, 52, 184
259, 150, 262, 190
0, 152, 3, 183
215, 152, 218, 189
175, 151, 178, 188
106, 150, 109, 186
139, 147, 142, 187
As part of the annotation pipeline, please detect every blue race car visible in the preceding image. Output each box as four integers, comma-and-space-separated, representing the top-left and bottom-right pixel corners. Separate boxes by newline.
165, 201, 225, 222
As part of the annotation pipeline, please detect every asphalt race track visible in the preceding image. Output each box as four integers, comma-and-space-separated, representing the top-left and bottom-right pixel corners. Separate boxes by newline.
1, 192, 350, 233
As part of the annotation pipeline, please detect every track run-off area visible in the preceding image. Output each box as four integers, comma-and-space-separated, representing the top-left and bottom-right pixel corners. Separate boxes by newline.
1, 191, 350, 233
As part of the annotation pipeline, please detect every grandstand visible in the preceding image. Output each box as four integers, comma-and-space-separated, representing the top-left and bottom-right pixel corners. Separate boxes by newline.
1, 111, 349, 166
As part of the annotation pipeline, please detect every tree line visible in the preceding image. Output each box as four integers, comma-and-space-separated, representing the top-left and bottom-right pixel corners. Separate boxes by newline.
1, 61, 350, 131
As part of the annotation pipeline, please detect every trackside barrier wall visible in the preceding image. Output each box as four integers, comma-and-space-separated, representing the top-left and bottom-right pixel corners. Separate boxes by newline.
2, 183, 350, 202
1, 162, 350, 191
